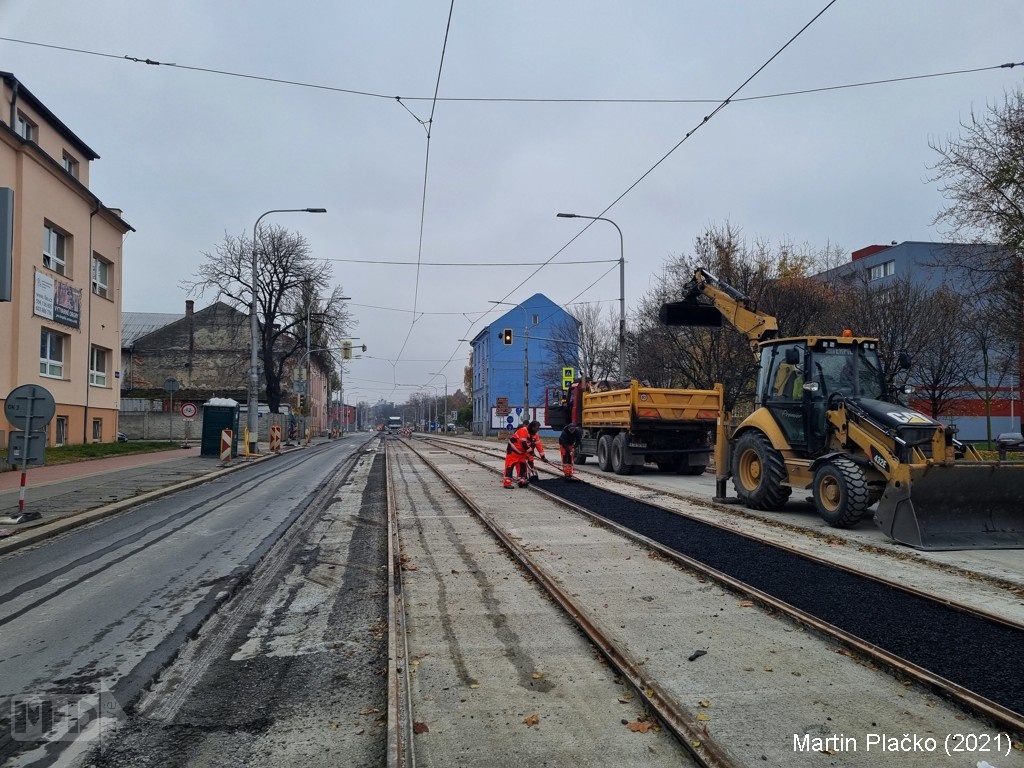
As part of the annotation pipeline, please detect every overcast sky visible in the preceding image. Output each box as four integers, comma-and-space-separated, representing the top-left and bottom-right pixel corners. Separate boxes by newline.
3, 1, 1022, 407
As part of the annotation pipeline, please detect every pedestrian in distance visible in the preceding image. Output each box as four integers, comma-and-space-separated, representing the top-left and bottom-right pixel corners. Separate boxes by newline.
558, 422, 581, 479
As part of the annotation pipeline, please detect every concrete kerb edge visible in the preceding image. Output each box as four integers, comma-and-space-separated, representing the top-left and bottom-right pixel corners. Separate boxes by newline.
0, 452, 281, 557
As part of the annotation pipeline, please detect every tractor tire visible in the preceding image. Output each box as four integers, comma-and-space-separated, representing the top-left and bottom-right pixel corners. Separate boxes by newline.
731, 431, 790, 511
611, 434, 633, 475
597, 435, 613, 472
813, 456, 869, 528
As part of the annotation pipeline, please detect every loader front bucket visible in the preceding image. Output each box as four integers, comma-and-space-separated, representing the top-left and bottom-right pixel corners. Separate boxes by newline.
874, 462, 1024, 550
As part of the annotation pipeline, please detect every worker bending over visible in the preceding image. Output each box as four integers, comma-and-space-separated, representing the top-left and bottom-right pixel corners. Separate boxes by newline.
558, 423, 581, 478
503, 420, 544, 488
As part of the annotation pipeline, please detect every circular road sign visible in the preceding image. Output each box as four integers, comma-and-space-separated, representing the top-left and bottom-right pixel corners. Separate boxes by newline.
180, 402, 198, 418
4, 384, 57, 431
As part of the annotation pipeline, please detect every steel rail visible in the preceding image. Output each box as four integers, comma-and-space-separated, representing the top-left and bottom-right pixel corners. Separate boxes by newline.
385, 441, 416, 768
416, 435, 1024, 737
397, 437, 740, 768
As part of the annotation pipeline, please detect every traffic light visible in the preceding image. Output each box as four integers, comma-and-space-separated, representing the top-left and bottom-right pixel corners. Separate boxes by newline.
361, 344, 367, 352
502, 328, 513, 345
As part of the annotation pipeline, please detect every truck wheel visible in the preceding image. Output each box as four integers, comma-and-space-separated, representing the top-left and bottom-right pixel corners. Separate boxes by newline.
731, 431, 790, 510
813, 457, 869, 528
597, 435, 613, 471
611, 434, 634, 475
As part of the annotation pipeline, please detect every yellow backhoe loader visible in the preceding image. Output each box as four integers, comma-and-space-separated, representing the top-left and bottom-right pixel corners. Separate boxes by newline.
660, 267, 1024, 550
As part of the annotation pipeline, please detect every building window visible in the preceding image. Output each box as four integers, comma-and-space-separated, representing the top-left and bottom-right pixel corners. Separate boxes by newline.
90, 346, 109, 387
15, 111, 36, 141
55, 417, 68, 447
92, 419, 103, 443
92, 254, 110, 298
40, 329, 65, 378
43, 223, 68, 275
62, 151, 79, 178
868, 260, 895, 281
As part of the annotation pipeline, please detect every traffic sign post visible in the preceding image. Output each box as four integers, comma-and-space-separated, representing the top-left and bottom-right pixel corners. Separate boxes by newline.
2, 384, 56, 524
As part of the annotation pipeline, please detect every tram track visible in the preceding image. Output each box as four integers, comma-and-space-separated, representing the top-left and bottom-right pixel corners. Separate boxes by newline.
403, 435, 1024, 744
385, 438, 721, 767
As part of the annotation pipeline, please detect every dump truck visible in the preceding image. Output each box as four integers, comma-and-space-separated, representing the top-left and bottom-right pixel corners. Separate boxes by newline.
545, 379, 722, 475
660, 267, 1024, 550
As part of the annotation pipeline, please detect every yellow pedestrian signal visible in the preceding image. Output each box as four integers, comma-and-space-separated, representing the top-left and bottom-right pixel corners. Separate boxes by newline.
562, 366, 575, 391
502, 328, 513, 345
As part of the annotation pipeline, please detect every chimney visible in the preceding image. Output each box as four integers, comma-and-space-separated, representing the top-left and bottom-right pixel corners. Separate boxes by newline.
186, 299, 194, 316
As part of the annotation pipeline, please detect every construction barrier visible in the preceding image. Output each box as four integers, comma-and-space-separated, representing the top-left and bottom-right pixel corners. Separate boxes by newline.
220, 429, 233, 465
270, 424, 282, 453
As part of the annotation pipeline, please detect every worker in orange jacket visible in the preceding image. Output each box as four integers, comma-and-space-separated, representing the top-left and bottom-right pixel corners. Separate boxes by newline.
525, 421, 546, 481
503, 420, 543, 488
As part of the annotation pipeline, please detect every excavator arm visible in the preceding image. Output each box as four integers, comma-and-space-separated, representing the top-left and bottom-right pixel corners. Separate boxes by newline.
659, 267, 779, 356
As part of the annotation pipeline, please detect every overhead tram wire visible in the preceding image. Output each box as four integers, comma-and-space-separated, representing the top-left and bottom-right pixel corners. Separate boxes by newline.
474, 0, 843, 339
1, 37, 1017, 107
378, 0, 456, 401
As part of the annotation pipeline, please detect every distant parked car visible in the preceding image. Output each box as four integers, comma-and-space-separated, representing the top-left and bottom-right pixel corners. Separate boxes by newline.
116, 431, 128, 443
995, 431, 1023, 449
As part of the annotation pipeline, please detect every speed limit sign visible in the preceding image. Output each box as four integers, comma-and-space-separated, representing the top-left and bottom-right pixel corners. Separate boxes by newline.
180, 402, 198, 418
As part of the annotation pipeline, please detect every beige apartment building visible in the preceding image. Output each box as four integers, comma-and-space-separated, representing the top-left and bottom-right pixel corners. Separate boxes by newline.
1, 72, 133, 446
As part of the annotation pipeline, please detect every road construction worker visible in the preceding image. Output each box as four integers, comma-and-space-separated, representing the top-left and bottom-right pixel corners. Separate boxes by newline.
503, 422, 534, 488
558, 423, 581, 478
525, 421, 546, 482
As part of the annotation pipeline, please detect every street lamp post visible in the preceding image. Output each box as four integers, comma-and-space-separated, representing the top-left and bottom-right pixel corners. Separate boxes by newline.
248, 207, 326, 454
429, 372, 448, 431
421, 385, 440, 431
557, 212, 626, 380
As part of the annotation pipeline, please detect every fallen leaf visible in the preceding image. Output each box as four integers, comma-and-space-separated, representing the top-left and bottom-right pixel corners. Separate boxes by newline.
413, 721, 429, 734
469, 682, 480, 689
738, 600, 754, 608
696, 712, 710, 722
627, 721, 652, 733
763, 667, 773, 672
618, 693, 635, 704
698, 699, 711, 708
358, 707, 381, 715
523, 714, 540, 727
531, 672, 544, 679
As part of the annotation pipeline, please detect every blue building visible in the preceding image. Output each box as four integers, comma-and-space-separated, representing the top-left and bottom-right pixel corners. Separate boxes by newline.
467, 294, 577, 436
819, 241, 1020, 440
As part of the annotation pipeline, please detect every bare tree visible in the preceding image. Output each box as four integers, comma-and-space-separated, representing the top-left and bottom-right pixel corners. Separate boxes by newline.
909, 288, 975, 419
183, 224, 352, 412
929, 88, 1024, 397
533, 302, 616, 387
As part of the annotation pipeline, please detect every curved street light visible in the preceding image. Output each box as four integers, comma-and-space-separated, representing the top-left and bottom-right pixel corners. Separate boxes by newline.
248, 207, 326, 454
557, 212, 626, 379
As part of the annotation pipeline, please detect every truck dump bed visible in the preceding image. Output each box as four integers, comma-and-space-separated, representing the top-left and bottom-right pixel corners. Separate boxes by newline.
582, 381, 721, 431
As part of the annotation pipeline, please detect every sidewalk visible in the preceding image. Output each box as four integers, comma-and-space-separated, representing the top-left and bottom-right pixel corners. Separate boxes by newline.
0, 444, 274, 555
